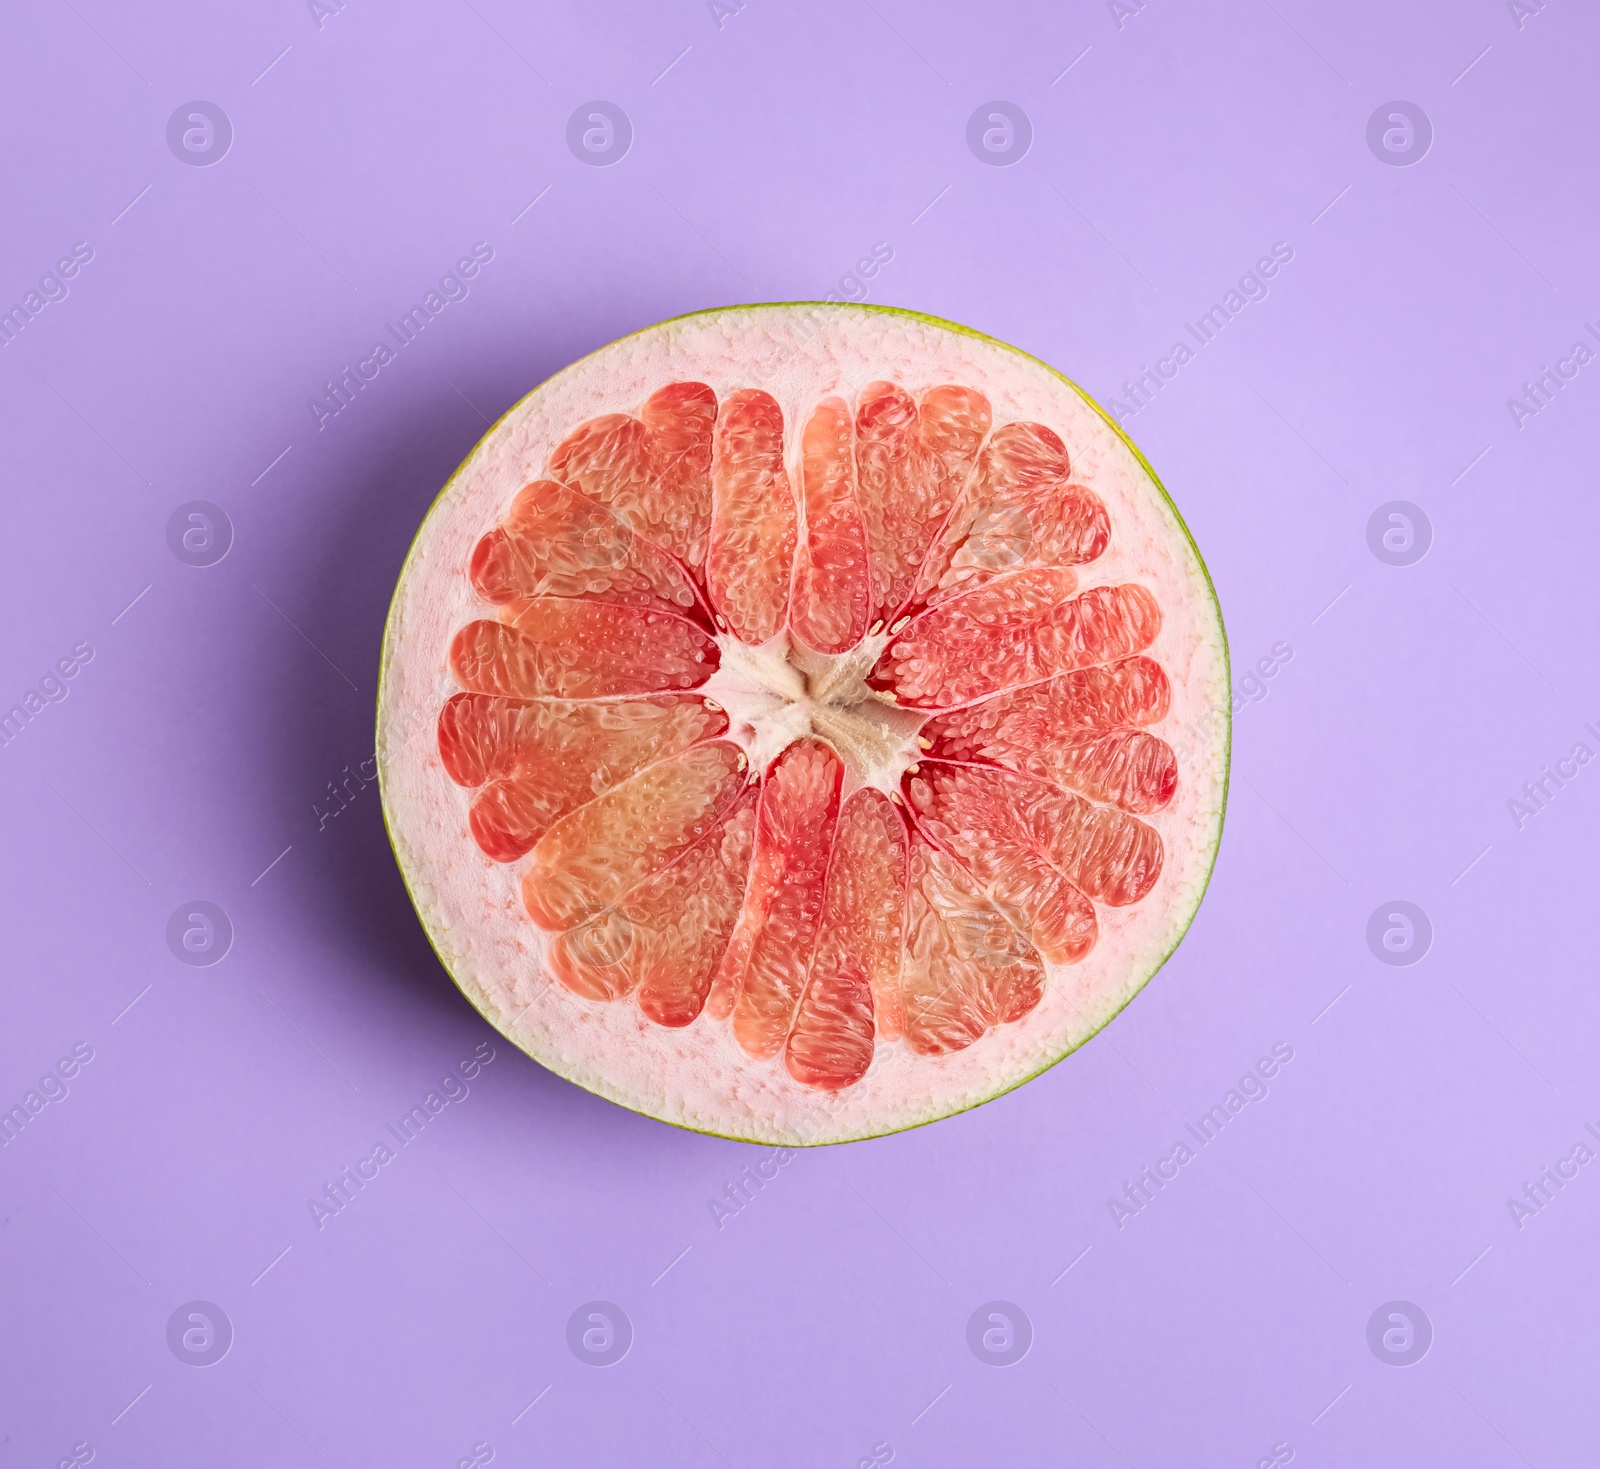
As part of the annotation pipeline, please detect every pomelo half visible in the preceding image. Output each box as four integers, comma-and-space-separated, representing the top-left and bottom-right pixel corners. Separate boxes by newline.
378, 304, 1229, 1145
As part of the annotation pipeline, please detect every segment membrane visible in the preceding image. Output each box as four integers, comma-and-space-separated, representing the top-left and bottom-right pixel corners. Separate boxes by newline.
916, 422, 1110, 604
854, 382, 991, 625
924, 656, 1176, 812
548, 382, 716, 567
550, 788, 757, 1025
876, 572, 1161, 707
523, 741, 747, 929
901, 842, 1045, 1057
469, 479, 698, 611
909, 759, 1162, 911
437, 693, 727, 860
907, 762, 1097, 966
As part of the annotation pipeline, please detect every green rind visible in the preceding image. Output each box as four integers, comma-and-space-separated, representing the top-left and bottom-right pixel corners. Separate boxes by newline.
376, 301, 1230, 1147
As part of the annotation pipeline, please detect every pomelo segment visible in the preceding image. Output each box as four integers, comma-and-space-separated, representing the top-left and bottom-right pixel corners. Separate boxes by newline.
550, 786, 757, 1025
906, 762, 1098, 965
522, 741, 747, 929
718, 739, 842, 1059
546, 382, 716, 567
378, 304, 1229, 1145
901, 843, 1045, 1057
915, 422, 1110, 605
791, 399, 872, 655
449, 601, 716, 699
786, 788, 907, 1088
923, 658, 1176, 814
855, 382, 991, 625
706, 390, 796, 643
907, 759, 1162, 912
877, 572, 1162, 707
469, 479, 699, 611
437, 693, 726, 860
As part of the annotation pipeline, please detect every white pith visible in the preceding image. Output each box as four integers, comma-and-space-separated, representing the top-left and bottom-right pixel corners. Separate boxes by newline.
706, 629, 925, 796
377, 304, 1231, 1146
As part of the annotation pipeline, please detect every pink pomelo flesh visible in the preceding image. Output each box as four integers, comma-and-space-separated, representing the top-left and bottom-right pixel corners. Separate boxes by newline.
379, 305, 1229, 1144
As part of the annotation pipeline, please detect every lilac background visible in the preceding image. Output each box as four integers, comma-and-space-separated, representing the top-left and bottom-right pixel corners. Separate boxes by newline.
2, 0, 1598, 1464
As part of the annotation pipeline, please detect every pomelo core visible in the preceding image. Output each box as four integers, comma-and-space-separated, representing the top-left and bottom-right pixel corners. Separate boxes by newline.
378, 304, 1229, 1145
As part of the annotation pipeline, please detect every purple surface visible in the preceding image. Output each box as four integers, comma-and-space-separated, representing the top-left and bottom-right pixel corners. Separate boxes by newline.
2, 1, 1597, 1464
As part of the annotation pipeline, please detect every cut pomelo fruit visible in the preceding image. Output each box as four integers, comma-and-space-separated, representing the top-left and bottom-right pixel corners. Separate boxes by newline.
378, 304, 1229, 1145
